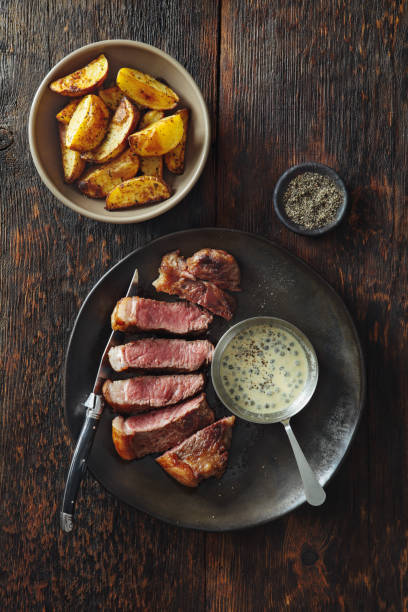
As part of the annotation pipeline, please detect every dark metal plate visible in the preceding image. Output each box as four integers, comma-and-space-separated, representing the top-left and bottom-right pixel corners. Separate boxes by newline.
64, 228, 365, 531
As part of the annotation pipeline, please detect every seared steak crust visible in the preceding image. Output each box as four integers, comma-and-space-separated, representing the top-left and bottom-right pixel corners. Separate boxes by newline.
186, 249, 241, 292
156, 416, 235, 487
112, 393, 214, 460
153, 251, 235, 320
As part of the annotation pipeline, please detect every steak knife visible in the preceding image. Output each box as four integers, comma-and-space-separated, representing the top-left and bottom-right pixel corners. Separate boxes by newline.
60, 268, 139, 533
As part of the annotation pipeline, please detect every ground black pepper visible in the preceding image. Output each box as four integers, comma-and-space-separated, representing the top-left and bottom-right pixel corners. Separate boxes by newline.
283, 172, 343, 229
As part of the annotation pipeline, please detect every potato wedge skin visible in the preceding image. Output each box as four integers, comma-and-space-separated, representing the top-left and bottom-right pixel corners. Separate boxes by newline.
140, 155, 163, 178
78, 148, 140, 198
117, 67, 179, 110
58, 124, 86, 183
66, 94, 109, 152
81, 97, 139, 163
164, 108, 189, 175
56, 99, 82, 124
98, 85, 124, 112
128, 114, 184, 156
138, 110, 164, 130
50, 54, 108, 97
106, 176, 171, 210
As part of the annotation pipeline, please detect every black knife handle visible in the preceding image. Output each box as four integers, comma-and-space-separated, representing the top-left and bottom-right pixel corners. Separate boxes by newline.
60, 394, 103, 533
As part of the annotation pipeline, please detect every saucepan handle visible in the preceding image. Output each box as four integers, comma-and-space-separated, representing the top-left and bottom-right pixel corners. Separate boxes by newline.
282, 419, 326, 506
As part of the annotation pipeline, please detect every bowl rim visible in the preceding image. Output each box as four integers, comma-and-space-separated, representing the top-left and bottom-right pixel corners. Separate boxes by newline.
28, 39, 211, 224
273, 162, 349, 236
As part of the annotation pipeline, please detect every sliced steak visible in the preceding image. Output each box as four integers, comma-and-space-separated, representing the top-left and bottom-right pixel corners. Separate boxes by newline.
156, 416, 235, 487
111, 296, 213, 334
153, 251, 235, 320
186, 249, 241, 292
112, 393, 214, 460
103, 373, 205, 413
109, 338, 214, 373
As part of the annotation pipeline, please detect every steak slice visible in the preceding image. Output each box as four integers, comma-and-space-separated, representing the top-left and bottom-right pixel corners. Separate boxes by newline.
108, 338, 214, 373
103, 373, 205, 413
156, 416, 235, 487
153, 251, 235, 320
112, 393, 214, 460
111, 296, 213, 334
186, 249, 241, 292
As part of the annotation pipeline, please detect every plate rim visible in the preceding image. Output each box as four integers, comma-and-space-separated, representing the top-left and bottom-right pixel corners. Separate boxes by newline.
63, 227, 366, 531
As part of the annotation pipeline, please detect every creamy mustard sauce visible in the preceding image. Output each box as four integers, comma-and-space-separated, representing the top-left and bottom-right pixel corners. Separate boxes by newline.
220, 323, 309, 414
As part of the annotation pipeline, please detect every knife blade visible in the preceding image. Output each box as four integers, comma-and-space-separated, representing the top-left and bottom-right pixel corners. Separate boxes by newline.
60, 268, 139, 533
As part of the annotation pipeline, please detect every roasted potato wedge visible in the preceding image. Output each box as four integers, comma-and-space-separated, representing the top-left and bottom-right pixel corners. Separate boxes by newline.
138, 110, 164, 178
106, 176, 171, 210
81, 97, 139, 163
56, 99, 82, 124
164, 108, 189, 175
138, 110, 164, 130
50, 54, 108, 97
140, 155, 163, 178
78, 149, 140, 198
128, 114, 183, 157
66, 94, 109, 152
98, 85, 124, 112
117, 67, 179, 110
58, 124, 86, 183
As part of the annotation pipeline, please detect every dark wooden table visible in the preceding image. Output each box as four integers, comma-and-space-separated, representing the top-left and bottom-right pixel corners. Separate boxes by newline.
1, 1, 407, 610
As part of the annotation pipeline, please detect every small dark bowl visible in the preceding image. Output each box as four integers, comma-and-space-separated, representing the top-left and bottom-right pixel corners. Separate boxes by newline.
273, 162, 348, 236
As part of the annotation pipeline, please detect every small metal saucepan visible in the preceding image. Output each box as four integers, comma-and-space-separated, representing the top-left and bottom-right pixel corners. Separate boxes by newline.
211, 316, 326, 506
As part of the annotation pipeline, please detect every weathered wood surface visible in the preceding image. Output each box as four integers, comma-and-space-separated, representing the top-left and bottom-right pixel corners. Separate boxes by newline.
0, 0, 407, 610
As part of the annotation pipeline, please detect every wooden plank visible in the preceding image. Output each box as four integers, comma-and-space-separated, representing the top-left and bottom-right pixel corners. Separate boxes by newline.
208, 1, 406, 609
1, 0, 407, 609
0, 1, 219, 609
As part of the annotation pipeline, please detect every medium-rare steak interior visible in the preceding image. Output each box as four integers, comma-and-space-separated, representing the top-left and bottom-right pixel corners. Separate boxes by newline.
112, 393, 215, 460
156, 416, 235, 487
186, 249, 241, 292
153, 251, 236, 320
103, 246, 239, 485
103, 373, 205, 413
108, 338, 214, 373
111, 296, 213, 334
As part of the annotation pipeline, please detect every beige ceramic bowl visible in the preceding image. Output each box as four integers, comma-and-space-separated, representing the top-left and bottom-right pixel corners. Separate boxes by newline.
29, 40, 210, 224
